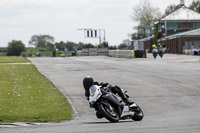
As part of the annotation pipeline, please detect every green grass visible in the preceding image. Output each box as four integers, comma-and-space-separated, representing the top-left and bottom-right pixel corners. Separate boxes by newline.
21, 50, 74, 57
0, 56, 30, 63
0, 65, 72, 123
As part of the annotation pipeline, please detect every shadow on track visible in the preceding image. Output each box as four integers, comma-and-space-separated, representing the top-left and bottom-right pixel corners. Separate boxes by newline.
81, 120, 134, 125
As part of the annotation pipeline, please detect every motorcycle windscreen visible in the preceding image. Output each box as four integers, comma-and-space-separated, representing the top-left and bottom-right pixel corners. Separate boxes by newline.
89, 85, 100, 96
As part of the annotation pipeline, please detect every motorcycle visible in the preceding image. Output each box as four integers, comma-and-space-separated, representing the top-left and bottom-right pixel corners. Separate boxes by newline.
152, 49, 158, 59
88, 85, 144, 122
158, 50, 163, 58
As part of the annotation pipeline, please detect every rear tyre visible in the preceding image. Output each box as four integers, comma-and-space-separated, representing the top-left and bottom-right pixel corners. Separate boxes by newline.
131, 105, 144, 121
97, 104, 119, 122
153, 53, 157, 59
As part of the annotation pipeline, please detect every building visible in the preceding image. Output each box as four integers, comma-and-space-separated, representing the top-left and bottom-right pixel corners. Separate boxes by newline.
156, 6, 200, 38
132, 26, 153, 40
136, 0, 200, 54
132, 26, 153, 50
159, 28, 200, 54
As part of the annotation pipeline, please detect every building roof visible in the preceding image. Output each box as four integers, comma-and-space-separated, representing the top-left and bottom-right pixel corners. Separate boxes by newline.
161, 6, 200, 21
137, 26, 153, 28
159, 28, 200, 41
138, 36, 154, 42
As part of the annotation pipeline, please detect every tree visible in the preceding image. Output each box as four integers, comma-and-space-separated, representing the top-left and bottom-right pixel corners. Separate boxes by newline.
55, 41, 66, 51
46, 43, 55, 51
164, 4, 180, 16
189, 0, 200, 13
118, 43, 128, 50
55, 41, 87, 51
29, 35, 54, 48
7, 40, 25, 56
132, 0, 161, 26
109, 45, 117, 50
77, 42, 85, 50
52, 48, 56, 57
66, 41, 77, 51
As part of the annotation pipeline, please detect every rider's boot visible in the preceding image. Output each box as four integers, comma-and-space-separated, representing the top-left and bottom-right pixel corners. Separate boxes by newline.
114, 85, 134, 105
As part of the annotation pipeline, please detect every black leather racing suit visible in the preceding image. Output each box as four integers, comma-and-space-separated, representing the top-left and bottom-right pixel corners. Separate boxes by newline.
85, 81, 132, 104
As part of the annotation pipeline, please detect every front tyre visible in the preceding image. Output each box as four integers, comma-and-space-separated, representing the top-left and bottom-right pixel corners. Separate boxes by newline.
131, 105, 144, 121
97, 104, 119, 122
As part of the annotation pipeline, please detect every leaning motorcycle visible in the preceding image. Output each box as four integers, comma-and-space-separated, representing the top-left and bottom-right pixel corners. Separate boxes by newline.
88, 85, 144, 122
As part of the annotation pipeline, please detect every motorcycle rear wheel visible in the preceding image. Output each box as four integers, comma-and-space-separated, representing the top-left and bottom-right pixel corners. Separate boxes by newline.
98, 104, 119, 122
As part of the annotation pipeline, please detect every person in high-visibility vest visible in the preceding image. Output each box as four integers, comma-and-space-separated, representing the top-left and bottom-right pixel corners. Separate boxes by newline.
152, 44, 157, 50
158, 44, 163, 58
158, 44, 163, 52
152, 44, 158, 59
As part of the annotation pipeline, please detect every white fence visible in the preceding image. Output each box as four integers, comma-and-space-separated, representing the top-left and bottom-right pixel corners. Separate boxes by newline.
77, 49, 137, 59
108, 50, 135, 58
77, 48, 108, 56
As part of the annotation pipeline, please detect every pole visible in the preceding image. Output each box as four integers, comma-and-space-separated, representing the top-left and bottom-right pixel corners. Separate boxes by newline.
99, 29, 101, 44
165, 20, 167, 36
103, 29, 106, 42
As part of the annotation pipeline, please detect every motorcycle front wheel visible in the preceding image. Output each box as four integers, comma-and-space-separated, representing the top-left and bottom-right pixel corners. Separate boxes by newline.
131, 105, 144, 121
97, 104, 119, 122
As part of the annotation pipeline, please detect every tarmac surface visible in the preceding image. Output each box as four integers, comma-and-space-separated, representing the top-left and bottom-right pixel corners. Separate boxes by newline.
1, 54, 200, 133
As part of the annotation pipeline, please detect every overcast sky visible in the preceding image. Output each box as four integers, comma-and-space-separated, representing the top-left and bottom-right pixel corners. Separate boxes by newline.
0, 0, 194, 47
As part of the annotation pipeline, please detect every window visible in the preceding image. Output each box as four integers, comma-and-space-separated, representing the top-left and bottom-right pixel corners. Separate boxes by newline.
193, 23, 200, 29
146, 28, 151, 34
158, 24, 162, 32
167, 22, 177, 30
145, 28, 151, 37
177, 23, 182, 30
138, 28, 145, 34
190, 22, 200, 29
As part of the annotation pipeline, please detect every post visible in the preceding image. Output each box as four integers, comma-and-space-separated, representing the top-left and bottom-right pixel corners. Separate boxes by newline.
165, 20, 167, 36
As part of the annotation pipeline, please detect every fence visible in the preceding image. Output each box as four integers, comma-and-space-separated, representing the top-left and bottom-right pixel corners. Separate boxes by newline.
108, 50, 135, 58
77, 49, 148, 59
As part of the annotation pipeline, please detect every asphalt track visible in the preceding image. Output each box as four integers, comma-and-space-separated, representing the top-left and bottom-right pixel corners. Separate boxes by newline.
1, 54, 200, 133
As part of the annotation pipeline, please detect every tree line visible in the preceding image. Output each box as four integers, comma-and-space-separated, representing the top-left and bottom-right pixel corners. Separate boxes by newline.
4, 35, 116, 56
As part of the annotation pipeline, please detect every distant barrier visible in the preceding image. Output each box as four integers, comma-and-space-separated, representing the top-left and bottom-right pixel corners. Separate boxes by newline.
109, 50, 146, 58
77, 48, 108, 56
108, 50, 134, 58
77, 49, 147, 59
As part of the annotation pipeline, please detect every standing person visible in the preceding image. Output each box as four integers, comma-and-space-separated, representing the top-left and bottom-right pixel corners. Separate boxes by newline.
158, 44, 163, 58
162, 45, 166, 53
152, 44, 157, 59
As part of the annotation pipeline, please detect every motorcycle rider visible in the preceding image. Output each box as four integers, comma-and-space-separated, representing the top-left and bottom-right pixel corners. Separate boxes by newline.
158, 44, 163, 58
83, 76, 134, 105
152, 44, 158, 59
152, 44, 157, 52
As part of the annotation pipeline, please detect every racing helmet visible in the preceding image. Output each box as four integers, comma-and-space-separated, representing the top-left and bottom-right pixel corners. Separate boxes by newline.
83, 76, 94, 91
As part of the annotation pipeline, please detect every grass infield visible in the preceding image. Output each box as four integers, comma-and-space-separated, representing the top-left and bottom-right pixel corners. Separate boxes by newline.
0, 56, 30, 63
0, 64, 72, 123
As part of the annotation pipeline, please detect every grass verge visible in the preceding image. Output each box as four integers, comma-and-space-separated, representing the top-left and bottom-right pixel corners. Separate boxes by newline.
0, 56, 30, 63
0, 64, 72, 123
